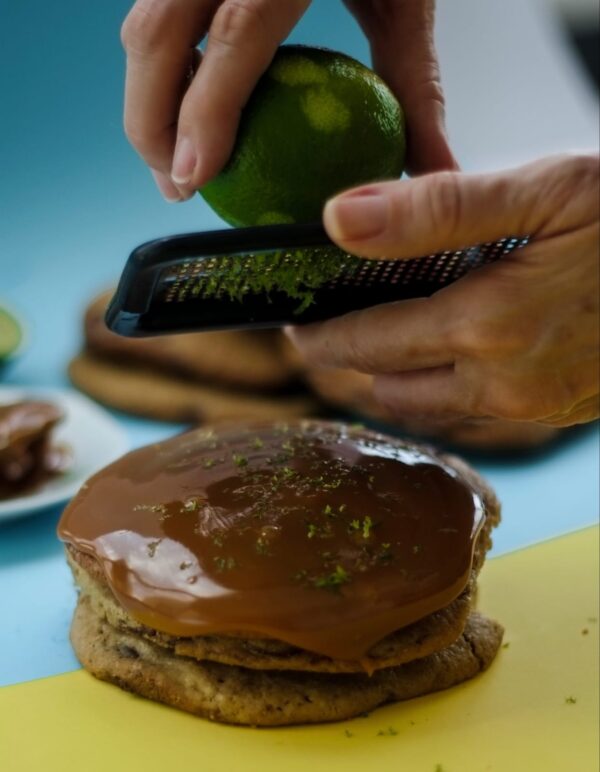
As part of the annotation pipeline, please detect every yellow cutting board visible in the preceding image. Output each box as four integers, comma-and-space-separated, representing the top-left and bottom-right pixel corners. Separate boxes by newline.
1, 527, 598, 772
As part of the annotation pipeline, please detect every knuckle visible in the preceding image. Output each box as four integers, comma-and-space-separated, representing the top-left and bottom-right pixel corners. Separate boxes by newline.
564, 151, 599, 185
121, 0, 175, 55
476, 386, 535, 422
210, 0, 268, 51
426, 172, 463, 237
478, 379, 566, 422
449, 298, 541, 360
340, 316, 379, 373
123, 120, 168, 166
535, 152, 600, 231
415, 67, 446, 110
452, 320, 526, 359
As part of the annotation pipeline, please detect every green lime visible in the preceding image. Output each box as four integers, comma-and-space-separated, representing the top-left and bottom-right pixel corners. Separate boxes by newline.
0, 306, 23, 361
200, 45, 405, 226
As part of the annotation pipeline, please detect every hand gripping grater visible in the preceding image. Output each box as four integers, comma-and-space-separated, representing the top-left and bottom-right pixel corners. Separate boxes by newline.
106, 222, 528, 337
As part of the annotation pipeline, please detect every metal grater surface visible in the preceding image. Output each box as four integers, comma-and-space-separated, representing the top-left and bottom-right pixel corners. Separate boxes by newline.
106, 224, 528, 336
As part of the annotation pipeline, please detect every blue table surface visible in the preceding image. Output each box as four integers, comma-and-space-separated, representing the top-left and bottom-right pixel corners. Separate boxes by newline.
1, 0, 598, 688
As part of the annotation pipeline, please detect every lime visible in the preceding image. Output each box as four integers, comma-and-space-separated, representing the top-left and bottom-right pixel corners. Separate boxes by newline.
200, 45, 405, 226
0, 306, 23, 361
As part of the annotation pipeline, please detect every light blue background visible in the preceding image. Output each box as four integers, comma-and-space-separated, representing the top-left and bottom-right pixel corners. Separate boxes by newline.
0, 0, 598, 687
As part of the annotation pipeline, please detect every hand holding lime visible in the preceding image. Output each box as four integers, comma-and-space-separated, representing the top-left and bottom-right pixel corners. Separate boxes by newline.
200, 45, 405, 226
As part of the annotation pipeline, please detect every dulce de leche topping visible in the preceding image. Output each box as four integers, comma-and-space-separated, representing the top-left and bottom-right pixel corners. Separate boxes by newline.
0, 401, 69, 499
58, 421, 485, 661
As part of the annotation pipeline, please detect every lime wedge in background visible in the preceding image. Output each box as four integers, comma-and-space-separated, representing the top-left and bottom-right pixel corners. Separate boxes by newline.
0, 306, 23, 361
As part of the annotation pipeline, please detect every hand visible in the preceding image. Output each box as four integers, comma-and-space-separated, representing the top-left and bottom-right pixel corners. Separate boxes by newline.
288, 153, 600, 427
120, 0, 455, 202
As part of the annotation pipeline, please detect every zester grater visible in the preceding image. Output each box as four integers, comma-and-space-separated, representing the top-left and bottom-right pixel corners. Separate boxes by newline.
106, 222, 528, 337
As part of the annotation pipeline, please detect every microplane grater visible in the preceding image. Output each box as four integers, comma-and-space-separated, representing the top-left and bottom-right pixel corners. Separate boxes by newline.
106, 222, 528, 336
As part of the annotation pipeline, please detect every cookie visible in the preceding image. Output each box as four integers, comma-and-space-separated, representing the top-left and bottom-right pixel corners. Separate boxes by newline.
69, 352, 317, 423
71, 595, 503, 727
67, 546, 473, 674
84, 290, 300, 391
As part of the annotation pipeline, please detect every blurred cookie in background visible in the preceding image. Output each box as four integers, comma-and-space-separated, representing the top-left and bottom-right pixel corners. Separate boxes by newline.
305, 367, 560, 452
84, 291, 301, 391
69, 354, 315, 424
70, 291, 317, 423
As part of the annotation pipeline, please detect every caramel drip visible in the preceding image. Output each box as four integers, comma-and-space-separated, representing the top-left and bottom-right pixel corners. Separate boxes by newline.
58, 421, 484, 660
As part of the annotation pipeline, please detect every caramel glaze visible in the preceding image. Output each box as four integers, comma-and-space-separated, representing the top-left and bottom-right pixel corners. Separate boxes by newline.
0, 401, 69, 499
58, 421, 485, 661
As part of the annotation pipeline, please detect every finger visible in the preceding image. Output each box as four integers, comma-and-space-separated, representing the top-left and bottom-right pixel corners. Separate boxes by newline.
323, 155, 575, 259
172, 0, 311, 189
344, 0, 457, 174
151, 169, 184, 202
287, 297, 456, 373
372, 368, 473, 421
121, 0, 219, 175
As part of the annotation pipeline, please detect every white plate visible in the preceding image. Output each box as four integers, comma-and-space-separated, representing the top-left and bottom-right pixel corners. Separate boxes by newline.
0, 386, 129, 521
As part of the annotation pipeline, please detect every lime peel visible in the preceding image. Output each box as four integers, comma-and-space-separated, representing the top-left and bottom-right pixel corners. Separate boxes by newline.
270, 55, 327, 86
302, 88, 351, 133
0, 306, 23, 360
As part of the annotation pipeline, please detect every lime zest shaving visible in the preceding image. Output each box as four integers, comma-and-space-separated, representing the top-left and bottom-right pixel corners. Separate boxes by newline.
196, 246, 362, 314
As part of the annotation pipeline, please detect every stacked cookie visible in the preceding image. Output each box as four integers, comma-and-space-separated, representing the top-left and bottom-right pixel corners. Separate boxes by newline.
59, 421, 503, 726
69, 292, 315, 423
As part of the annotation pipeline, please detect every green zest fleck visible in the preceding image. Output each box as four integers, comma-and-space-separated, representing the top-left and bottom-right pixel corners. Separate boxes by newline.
307, 523, 318, 539
565, 696, 577, 704
193, 246, 362, 314
362, 515, 373, 539
202, 458, 216, 469
213, 556, 237, 572
255, 537, 270, 555
344, 729, 354, 738
376, 726, 398, 737
250, 437, 264, 450
146, 540, 161, 558
233, 453, 248, 468
314, 565, 350, 591
182, 497, 201, 512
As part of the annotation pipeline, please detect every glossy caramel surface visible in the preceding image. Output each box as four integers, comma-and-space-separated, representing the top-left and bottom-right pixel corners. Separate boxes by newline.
58, 422, 485, 660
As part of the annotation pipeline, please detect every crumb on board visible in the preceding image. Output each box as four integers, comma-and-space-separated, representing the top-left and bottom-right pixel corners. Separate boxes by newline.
377, 726, 399, 737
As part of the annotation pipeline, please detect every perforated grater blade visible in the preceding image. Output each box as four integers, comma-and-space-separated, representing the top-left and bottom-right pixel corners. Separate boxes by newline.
106, 222, 528, 336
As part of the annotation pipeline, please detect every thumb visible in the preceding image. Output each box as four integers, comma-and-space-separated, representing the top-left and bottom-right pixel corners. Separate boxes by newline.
323, 155, 575, 259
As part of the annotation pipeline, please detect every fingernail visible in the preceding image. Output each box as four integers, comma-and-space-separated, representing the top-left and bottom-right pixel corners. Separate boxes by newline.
152, 170, 182, 202
171, 136, 197, 185
324, 193, 388, 241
